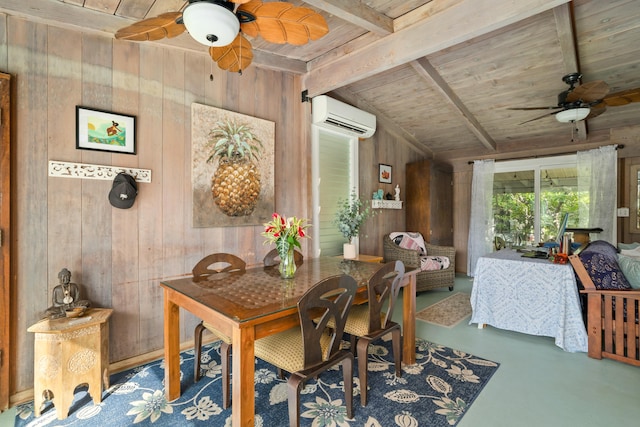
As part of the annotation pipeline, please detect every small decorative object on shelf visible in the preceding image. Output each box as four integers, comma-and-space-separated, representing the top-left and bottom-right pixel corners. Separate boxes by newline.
395, 185, 400, 201
334, 190, 373, 259
262, 213, 310, 278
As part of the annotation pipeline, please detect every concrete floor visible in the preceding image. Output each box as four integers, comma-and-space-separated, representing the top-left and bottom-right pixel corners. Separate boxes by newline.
403, 275, 639, 427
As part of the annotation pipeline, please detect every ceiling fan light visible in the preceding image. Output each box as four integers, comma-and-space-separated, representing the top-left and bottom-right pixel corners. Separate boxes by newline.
182, 2, 239, 47
555, 107, 590, 123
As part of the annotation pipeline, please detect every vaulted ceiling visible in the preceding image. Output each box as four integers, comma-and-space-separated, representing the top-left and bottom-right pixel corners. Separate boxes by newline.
2, 0, 640, 164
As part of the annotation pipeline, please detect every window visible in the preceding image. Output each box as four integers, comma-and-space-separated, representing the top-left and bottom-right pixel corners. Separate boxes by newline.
492, 155, 584, 246
311, 126, 358, 257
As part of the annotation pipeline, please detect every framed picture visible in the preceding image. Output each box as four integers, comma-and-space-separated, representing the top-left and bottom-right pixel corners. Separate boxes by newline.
76, 106, 136, 155
378, 163, 392, 183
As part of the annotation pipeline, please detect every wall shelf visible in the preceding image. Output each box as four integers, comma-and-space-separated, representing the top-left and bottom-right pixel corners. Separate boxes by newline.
372, 200, 403, 209
48, 160, 151, 183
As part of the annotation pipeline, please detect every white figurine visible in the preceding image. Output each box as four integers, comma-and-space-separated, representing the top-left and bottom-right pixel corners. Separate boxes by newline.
394, 185, 400, 201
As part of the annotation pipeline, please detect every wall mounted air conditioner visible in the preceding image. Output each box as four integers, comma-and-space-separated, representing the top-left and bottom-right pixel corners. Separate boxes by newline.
311, 95, 376, 138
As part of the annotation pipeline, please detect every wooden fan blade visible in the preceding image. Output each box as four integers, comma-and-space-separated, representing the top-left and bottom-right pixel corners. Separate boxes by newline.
518, 111, 557, 125
586, 105, 606, 119
115, 12, 185, 41
508, 106, 561, 111
209, 34, 253, 73
602, 87, 640, 106
566, 80, 610, 103
239, 1, 329, 45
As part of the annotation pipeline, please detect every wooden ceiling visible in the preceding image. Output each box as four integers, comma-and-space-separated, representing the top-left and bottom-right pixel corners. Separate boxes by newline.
2, 0, 640, 164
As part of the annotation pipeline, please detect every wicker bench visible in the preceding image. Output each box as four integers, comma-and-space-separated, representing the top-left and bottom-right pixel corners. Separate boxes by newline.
383, 233, 455, 293
569, 254, 640, 366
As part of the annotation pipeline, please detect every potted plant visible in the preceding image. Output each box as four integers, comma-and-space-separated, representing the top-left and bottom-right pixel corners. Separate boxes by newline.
205, 120, 263, 217
333, 190, 373, 259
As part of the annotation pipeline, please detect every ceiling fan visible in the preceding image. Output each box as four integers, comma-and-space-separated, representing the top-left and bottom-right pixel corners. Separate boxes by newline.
509, 72, 640, 124
114, 0, 329, 74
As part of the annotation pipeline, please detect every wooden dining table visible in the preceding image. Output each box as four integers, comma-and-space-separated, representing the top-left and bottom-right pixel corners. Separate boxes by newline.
161, 257, 417, 427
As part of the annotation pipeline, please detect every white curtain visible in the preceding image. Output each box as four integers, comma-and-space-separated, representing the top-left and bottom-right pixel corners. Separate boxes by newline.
577, 145, 617, 244
467, 159, 495, 277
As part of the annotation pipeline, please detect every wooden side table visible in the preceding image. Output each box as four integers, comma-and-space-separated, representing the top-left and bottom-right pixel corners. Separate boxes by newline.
27, 308, 113, 420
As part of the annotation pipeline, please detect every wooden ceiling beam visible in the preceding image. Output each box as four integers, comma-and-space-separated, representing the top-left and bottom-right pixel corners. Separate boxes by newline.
304, 0, 571, 97
439, 129, 613, 171
411, 58, 497, 151
303, 0, 393, 35
553, 3, 587, 141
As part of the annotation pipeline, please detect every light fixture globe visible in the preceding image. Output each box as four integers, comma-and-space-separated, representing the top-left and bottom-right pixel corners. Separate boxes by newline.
555, 107, 590, 123
182, 1, 239, 47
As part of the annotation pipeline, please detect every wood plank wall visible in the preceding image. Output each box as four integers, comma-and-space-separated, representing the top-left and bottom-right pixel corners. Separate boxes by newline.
1, 14, 415, 395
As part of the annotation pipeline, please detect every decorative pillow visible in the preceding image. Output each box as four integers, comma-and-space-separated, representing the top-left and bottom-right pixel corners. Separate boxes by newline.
389, 232, 427, 255
420, 256, 450, 271
620, 246, 640, 259
617, 255, 640, 289
581, 240, 619, 259
618, 242, 640, 251
579, 252, 632, 290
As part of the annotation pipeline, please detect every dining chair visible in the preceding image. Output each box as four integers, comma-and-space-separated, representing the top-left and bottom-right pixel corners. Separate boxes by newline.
192, 253, 246, 409
345, 260, 405, 406
254, 274, 357, 427
263, 248, 304, 267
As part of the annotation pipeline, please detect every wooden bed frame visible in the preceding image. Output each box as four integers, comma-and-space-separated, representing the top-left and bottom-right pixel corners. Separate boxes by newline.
569, 254, 640, 366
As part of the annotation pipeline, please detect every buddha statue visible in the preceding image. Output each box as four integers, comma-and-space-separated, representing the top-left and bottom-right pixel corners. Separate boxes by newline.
44, 268, 91, 319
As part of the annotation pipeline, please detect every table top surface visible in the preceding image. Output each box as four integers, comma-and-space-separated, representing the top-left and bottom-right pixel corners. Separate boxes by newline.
481, 249, 562, 265
27, 308, 113, 334
161, 257, 384, 323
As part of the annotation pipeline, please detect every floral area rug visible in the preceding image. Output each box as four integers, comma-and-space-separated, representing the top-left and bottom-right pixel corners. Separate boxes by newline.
15, 337, 498, 427
416, 293, 473, 328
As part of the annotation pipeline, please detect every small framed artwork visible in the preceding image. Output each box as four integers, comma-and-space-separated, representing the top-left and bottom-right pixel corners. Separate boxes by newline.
76, 106, 136, 155
378, 163, 392, 183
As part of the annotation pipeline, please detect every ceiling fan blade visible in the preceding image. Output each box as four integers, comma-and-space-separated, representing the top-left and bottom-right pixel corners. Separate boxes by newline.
566, 80, 610, 103
115, 12, 185, 41
517, 110, 558, 125
507, 106, 561, 111
239, 1, 329, 45
586, 105, 606, 119
209, 34, 253, 73
602, 87, 640, 106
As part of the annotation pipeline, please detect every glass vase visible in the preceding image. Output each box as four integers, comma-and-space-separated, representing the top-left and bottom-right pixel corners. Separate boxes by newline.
279, 246, 297, 279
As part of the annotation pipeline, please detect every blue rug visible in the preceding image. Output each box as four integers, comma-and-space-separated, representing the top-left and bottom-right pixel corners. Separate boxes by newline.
14, 338, 498, 426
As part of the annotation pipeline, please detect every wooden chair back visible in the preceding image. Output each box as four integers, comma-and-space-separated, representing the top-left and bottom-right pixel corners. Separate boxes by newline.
298, 274, 357, 368
367, 260, 405, 333
263, 248, 304, 267
192, 253, 246, 280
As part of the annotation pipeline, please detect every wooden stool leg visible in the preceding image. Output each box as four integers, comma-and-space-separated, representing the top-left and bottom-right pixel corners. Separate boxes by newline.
33, 388, 44, 417
88, 375, 103, 405
53, 389, 74, 420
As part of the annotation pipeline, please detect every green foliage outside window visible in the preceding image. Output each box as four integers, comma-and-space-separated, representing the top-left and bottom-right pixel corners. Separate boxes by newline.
493, 190, 586, 245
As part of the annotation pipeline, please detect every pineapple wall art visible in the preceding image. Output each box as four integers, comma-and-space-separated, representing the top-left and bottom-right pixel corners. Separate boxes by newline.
192, 103, 274, 227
